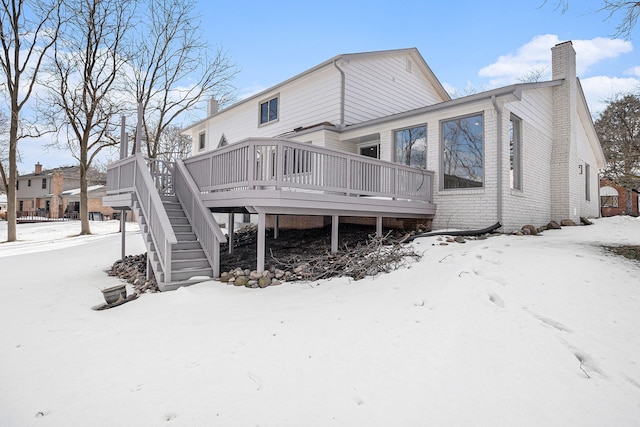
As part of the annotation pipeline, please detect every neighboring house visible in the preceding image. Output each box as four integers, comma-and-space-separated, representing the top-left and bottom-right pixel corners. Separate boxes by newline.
600, 179, 639, 217
58, 185, 117, 220
0, 193, 7, 220
106, 41, 605, 289
183, 42, 605, 232
16, 163, 114, 220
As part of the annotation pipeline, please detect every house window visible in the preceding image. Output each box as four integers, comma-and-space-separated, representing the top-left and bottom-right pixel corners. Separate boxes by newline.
585, 163, 591, 201
42, 178, 47, 189
28, 179, 31, 187
198, 132, 205, 150
359, 143, 380, 159
259, 96, 278, 125
16, 180, 19, 190
510, 114, 523, 190
394, 125, 427, 168
442, 113, 484, 189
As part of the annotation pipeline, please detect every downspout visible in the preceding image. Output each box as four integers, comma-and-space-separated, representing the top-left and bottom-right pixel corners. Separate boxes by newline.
333, 60, 345, 127
491, 95, 503, 227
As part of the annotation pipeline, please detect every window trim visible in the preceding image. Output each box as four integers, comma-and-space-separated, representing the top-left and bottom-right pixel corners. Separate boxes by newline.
440, 112, 485, 190
393, 124, 428, 169
42, 178, 47, 189
258, 94, 279, 126
510, 114, 523, 191
585, 163, 591, 201
198, 131, 206, 151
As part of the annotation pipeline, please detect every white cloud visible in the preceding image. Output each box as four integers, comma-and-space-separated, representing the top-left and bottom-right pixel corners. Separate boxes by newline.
572, 38, 633, 73
478, 34, 633, 86
625, 66, 640, 76
580, 75, 640, 115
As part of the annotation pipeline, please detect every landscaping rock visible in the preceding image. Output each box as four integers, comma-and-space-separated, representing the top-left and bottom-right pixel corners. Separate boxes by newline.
561, 219, 577, 226
522, 224, 538, 235
234, 275, 249, 287
547, 220, 561, 230
580, 217, 593, 225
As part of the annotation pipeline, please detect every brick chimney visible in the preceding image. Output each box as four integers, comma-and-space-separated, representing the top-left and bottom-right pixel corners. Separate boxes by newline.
551, 41, 578, 222
207, 97, 219, 116
35, 162, 42, 174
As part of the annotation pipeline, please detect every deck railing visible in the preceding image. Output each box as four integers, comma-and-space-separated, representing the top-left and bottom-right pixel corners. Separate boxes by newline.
106, 154, 177, 282
174, 159, 227, 277
183, 138, 434, 202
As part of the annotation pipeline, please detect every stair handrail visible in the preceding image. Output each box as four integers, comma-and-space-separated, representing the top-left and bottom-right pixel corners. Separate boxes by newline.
174, 158, 227, 278
132, 153, 178, 282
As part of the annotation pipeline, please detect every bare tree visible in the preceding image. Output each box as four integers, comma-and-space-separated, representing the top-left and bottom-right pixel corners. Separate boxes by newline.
595, 94, 640, 213
542, 1, 640, 38
0, 0, 62, 242
40, 0, 135, 235
153, 124, 192, 163
0, 110, 9, 193
517, 66, 550, 83
127, 0, 237, 159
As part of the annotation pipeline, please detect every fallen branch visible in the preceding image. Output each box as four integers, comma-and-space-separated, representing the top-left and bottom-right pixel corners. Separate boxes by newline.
269, 232, 422, 282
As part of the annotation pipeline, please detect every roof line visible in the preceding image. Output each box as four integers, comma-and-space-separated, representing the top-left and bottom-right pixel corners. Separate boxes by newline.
183, 48, 449, 132
328, 79, 565, 132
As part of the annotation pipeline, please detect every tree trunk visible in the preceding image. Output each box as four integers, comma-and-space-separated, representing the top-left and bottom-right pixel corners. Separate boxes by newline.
6, 102, 19, 242
625, 189, 633, 216
79, 141, 91, 235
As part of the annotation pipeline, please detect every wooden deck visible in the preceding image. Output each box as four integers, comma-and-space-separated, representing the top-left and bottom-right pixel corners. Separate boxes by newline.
105, 138, 437, 276
182, 138, 436, 220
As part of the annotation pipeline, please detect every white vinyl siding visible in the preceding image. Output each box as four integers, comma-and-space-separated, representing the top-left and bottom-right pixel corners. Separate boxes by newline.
343, 53, 445, 125
576, 117, 600, 217
191, 66, 342, 148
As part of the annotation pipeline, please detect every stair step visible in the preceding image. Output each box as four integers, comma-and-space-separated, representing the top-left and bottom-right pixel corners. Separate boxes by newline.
168, 216, 190, 225
174, 241, 202, 251
170, 267, 213, 282
165, 209, 186, 218
171, 248, 207, 260
160, 195, 179, 203
175, 232, 197, 241
172, 224, 193, 233
172, 258, 210, 269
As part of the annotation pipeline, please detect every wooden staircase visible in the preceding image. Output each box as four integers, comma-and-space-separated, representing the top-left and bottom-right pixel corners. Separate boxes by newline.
133, 195, 214, 290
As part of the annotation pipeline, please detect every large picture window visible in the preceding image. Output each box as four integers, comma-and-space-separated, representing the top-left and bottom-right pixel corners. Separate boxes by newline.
394, 125, 427, 169
442, 113, 484, 189
259, 96, 278, 125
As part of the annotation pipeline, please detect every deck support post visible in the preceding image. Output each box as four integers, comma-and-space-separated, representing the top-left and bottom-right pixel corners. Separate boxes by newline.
120, 210, 126, 259
376, 216, 383, 237
257, 212, 266, 273
331, 215, 339, 253
274, 215, 279, 239
228, 213, 234, 254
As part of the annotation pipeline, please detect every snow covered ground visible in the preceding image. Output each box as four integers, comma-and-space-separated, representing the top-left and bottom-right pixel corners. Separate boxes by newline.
0, 217, 639, 426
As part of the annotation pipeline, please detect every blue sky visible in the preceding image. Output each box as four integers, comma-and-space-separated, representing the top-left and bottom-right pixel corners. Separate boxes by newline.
17, 0, 639, 174
196, 0, 638, 111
